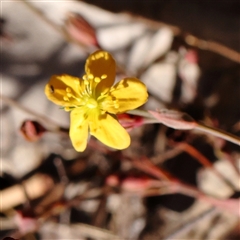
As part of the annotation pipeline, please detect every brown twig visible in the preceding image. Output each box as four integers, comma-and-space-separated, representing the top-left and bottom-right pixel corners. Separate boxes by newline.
21, 0, 91, 53
174, 142, 238, 190
146, 109, 240, 146
130, 14, 240, 63
1, 94, 69, 134
185, 35, 240, 63
22, 1, 239, 64
164, 207, 218, 240
195, 123, 240, 146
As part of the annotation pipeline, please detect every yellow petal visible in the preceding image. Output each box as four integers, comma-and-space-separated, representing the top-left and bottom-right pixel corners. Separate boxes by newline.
70, 108, 89, 152
85, 50, 116, 95
89, 112, 130, 150
103, 78, 148, 114
45, 74, 83, 107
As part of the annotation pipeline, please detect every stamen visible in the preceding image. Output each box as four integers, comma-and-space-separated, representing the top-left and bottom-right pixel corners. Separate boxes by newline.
83, 74, 87, 81
101, 74, 107, 79
113, 100, 119, 109
88, 74, 94, 80
66, 87, 71, 93
94, 77, 101, 83
65, 92, 81, 102
63, 96, 69, 101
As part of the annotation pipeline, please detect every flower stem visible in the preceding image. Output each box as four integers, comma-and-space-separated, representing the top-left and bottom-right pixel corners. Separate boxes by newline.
195, 123, 240, 146
127, 109, 156, 119
131, 109, 240, 146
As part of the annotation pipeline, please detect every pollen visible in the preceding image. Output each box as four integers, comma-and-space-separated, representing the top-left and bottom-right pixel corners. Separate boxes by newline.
113, 100, 119, 109
101, 74, 107, 79
88, 74, 94, 80
94, 77, 101, 83
83, 74, 87, 81
66, 87, 71, 93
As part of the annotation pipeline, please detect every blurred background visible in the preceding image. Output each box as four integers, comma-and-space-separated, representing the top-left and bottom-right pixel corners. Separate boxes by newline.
1, 0, 240, 239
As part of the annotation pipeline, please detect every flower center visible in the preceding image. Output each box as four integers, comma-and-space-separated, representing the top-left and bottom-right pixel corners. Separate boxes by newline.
86, 98, 98, 109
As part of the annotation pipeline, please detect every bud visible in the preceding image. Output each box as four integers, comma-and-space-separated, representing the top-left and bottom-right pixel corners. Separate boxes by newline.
20, 120, 46, 142
14, 211, 38, 234
117, 113, 144, 131
106, 174, 161, 192
106, 175, 119, 187
65, 13, 99, 48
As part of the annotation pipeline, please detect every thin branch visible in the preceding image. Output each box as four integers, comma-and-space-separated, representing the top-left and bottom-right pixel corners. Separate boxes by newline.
148, 109, 240, 146
21, 0, 92, 53
23, 1, 239, 63
164, 207, 218, 240
174, 142, 239, 190
130, 14, 240, 63
1, 94, 68, 133
195, 123, 240, 146
185, 35, 240, 63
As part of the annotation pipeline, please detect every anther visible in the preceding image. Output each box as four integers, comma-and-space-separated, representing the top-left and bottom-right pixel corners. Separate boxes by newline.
101, 74, 107, 79
94, 77, 101, 83
66, 87, 71, 93
113, 100, 119, 109
63, 96, 69, 101
88, 74, 94, 80
83, 75, 87, 81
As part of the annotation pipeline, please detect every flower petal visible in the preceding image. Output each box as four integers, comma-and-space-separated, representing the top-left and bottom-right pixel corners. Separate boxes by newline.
70, 108, 89, 151
85, 50, 116, 94
103, 78, 148, 114
45, 74, 83, 107
89, 112, 130, 150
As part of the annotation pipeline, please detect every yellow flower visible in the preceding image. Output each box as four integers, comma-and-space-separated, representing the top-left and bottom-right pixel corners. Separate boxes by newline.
45, 50, 148, 151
